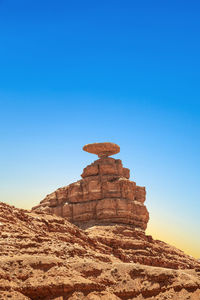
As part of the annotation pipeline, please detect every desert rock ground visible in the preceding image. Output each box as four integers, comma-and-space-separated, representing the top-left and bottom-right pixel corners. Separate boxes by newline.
0, 202, 200, 300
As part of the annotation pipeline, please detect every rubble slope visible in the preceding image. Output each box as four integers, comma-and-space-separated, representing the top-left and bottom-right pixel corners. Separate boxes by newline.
0, 202, 200, 300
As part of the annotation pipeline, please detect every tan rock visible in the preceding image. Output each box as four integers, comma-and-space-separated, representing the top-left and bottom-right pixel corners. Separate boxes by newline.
83, 142, 120, 158
73, 201, 96, 222
63, 203, 72, 220
135, 186, 146, 203
52, 205, 63, 217
96, 198, 117, 220
33, 144, 149, 230
81, 164, 99, 178
123, 167, 130, 179
68, 182, 83, 203
1, 202, 200, 300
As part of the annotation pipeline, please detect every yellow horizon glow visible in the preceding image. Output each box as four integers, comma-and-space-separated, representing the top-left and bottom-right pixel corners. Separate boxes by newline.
146, 221, 199, 259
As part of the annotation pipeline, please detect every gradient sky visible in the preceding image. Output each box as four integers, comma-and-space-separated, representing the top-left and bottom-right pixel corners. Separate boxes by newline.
0, 0, 200, 258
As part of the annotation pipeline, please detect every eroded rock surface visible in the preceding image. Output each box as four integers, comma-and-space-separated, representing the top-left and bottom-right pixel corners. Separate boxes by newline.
3, 144, 200, 299
32, 157, 149, 230
0, 202, 200, 300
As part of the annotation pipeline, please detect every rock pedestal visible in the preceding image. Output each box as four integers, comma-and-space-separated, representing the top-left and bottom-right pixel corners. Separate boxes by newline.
32, 143, 149, 230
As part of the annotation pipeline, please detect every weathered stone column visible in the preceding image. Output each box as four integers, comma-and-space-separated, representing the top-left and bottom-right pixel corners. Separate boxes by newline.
32, 143, 149, 230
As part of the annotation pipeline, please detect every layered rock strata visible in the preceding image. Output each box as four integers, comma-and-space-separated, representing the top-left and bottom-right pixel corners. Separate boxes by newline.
33, 156, 149, 230
0, 202, 200, 300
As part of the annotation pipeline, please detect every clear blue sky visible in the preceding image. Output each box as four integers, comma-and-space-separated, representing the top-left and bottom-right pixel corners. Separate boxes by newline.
0, 0, 200, 257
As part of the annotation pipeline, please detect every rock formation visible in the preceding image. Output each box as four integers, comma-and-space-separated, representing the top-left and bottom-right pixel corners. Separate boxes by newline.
0, 201, 200, 299
32, 143, 149, 230
2, 142, 200, 299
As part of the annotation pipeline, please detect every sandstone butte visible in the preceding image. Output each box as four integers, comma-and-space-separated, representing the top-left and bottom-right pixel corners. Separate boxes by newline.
0, 143, 200, 300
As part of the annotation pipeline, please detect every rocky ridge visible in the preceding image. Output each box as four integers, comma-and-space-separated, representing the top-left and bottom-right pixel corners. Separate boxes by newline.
0, 202, 200, 300
2, 143, 200, 299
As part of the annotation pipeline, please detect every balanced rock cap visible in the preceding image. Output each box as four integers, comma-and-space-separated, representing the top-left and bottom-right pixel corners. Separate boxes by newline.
83, 142, 120, 158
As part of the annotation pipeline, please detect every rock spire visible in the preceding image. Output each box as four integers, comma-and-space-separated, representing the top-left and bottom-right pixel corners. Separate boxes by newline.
32, 143, 149, 230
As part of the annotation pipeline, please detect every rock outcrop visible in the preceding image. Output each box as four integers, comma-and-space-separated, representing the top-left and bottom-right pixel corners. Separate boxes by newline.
2, 142, 200, 299
0, 202, 200, 300
32, 143, 149, 230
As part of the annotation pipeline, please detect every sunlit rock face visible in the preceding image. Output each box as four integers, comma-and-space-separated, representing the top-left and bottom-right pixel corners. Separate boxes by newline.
32, 143, 149, 230
1, 201, 200, 300
2, 143, 200, 300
